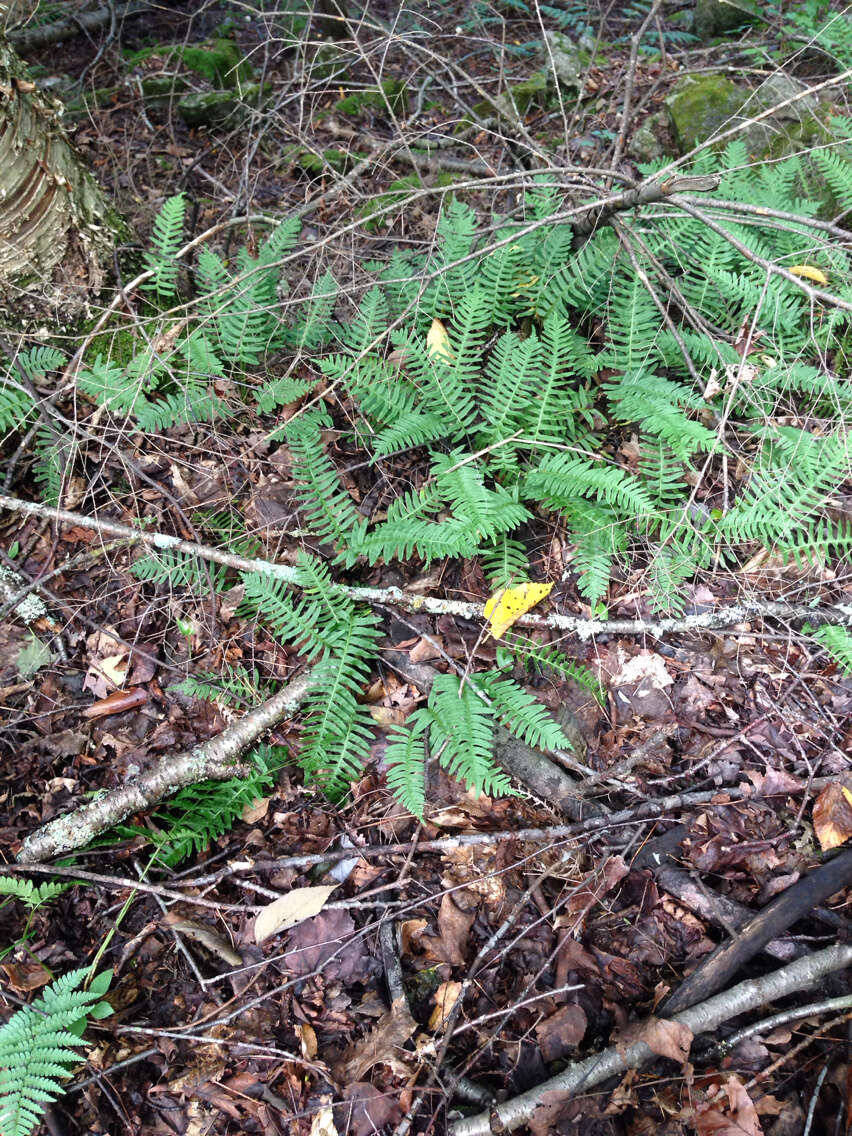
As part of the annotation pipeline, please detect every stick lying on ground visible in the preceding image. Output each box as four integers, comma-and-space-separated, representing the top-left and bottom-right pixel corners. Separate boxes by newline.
449, 943, 852, 1136
16, 669, 319, 863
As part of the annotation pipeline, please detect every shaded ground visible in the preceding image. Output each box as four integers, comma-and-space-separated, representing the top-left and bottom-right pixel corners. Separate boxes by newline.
2, 2, 852, 1135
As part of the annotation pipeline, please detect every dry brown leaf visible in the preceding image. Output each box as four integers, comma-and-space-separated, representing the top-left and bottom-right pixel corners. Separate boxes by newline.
536, 1004, 588, 1061
619, 1015, 693, 1064
334, 995, 417, 1081
165, 917, 243, 966
437, 893, 475, 965
254, 884, 337, 943
692, 1075, 763, 1136
428, 981, 463, 1031
298, 1022, 318, 1060
813, 783, 852, 851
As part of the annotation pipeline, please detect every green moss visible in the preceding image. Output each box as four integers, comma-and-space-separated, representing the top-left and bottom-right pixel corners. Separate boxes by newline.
357, 175, 421, 231
296, 148, 364, 174
335, 77, 408, 117
666, 75, 746, 154
125, 39, 253, 89
181, 39, 253, 88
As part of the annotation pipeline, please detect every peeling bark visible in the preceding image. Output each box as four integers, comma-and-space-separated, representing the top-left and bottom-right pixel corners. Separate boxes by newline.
0, 36, 128, 327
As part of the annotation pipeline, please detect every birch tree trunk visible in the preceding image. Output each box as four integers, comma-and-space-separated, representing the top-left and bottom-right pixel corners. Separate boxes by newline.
0, 36, 127, 327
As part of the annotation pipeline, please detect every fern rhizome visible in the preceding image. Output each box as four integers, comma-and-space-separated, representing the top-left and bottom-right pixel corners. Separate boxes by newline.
3, 144, 852, 816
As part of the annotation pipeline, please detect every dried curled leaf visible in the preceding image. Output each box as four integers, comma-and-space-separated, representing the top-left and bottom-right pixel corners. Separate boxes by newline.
426, 318, 453, 362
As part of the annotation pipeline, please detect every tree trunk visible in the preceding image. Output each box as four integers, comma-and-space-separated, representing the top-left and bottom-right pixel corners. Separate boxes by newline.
0, 36, 127, 327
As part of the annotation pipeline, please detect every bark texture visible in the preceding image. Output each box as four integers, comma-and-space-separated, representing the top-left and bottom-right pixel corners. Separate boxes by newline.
0, 37, 127, 326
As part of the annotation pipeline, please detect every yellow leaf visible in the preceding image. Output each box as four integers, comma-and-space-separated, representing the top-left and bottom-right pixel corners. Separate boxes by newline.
842, 786, 852, 809
426, 318, 453, 362
789, 264, 829, 285
483, 581, 553, 639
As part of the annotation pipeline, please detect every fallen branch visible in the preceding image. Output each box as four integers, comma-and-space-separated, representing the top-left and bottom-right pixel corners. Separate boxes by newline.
9, 1, 150, 53
16, 668, 319, 862
2, 493, 851, 641
450, 943, 852, 1136
661, 846, 852, 1014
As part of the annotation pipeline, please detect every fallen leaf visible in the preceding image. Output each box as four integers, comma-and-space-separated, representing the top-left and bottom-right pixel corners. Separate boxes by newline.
692, 1074, 763, 1136
536, 1003, 588, 1061
437, 893, 475, 965
789, 264, 828, 285
309, 1106, 338, 1136
619, 1015, 693, 1064
426, 317, 453, 362
428, 981, 463, 1030
813, 783, 852, 851
334, 995, 417, 1081
254, 884, 337, 943
83, 687, 148, 719
484, 581, 553, 639
334, 1082, 401, 1136
285, 909, 378, 983
298, 1022, 318, 1060
164, 917, 243, 966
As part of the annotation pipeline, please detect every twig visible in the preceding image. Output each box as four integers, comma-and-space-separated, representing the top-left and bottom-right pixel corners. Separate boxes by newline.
661, 847, 852, 1014
16, 668, 320, 862
3, 493, 851, 641
449, 943, 852, 1136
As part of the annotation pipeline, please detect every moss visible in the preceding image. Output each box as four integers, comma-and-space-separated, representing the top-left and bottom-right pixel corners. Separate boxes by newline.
357, 175, 421, 231
178, 83, 266, 129
666, 75, 746, 153
126, 38, 253, 89
296, 148, 363, 175
181, 39, 254, 88
335, 77, 408, 117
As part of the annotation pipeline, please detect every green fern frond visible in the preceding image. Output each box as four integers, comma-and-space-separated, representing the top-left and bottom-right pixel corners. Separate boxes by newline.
0, 878, 70, 909
480, 536, 531, 589
503, 634, 605, 703
478, 672, 575, 753
812, 624, 852, 674
286, 411, 361, 547
418, 674, 516, 797
143, 192, 186, 300
384, 726, 427, 819
0, 969, 112, 1136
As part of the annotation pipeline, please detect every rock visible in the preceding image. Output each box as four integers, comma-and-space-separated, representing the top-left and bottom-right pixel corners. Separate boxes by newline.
140, 75, 189, 107
694, 0, 762, 38
541, 30, 584, 90
177, 84, 262, 128
495, 71, 549, 117
179, 38, 253, 88
630, 111, 669, 163
666, 74, 746, 152
335, 77, 407, 117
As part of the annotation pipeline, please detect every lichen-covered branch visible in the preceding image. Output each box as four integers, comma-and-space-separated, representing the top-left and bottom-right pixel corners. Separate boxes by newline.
16, 668, 319, 863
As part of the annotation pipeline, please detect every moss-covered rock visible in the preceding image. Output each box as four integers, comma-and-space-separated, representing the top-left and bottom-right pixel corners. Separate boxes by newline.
694, 0, 762, 38
178, 83, 263, 128
296, 147, 364, 175
666, 74, 746, 152
140, 75, 190, 106
181, 38, 253, 88
630, 110, 669, 163
127, 39, 253, 90
335, 77, 408, 117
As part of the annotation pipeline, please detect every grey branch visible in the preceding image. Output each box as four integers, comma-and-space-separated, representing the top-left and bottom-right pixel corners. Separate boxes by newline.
2, 493, 851, 641
8, 2, 151, 53
16, 668, 319, 863
450, 943, 852, 1136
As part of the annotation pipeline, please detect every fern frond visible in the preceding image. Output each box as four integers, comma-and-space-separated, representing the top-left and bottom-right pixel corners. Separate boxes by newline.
0, 878, 70, 909
812, 624, 852, 675
0, 969, 111, 1136
143, 192, 186, 300
418, 674, 516, 797
384, 725, 427, 818
478, 672, 575, 753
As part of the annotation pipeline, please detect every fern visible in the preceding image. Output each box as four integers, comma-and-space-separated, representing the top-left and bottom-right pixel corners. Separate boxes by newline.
0, 969, 112, 1136
384, 726, 427, 818
0, 878, 70, 910
415, 674, 516, 797
113, 745, 286, 866
143, 192, 186, 300
812, 624, 852, 675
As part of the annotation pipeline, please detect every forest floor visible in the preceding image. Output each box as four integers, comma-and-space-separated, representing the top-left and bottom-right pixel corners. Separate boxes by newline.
2, 2, 852, 1135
